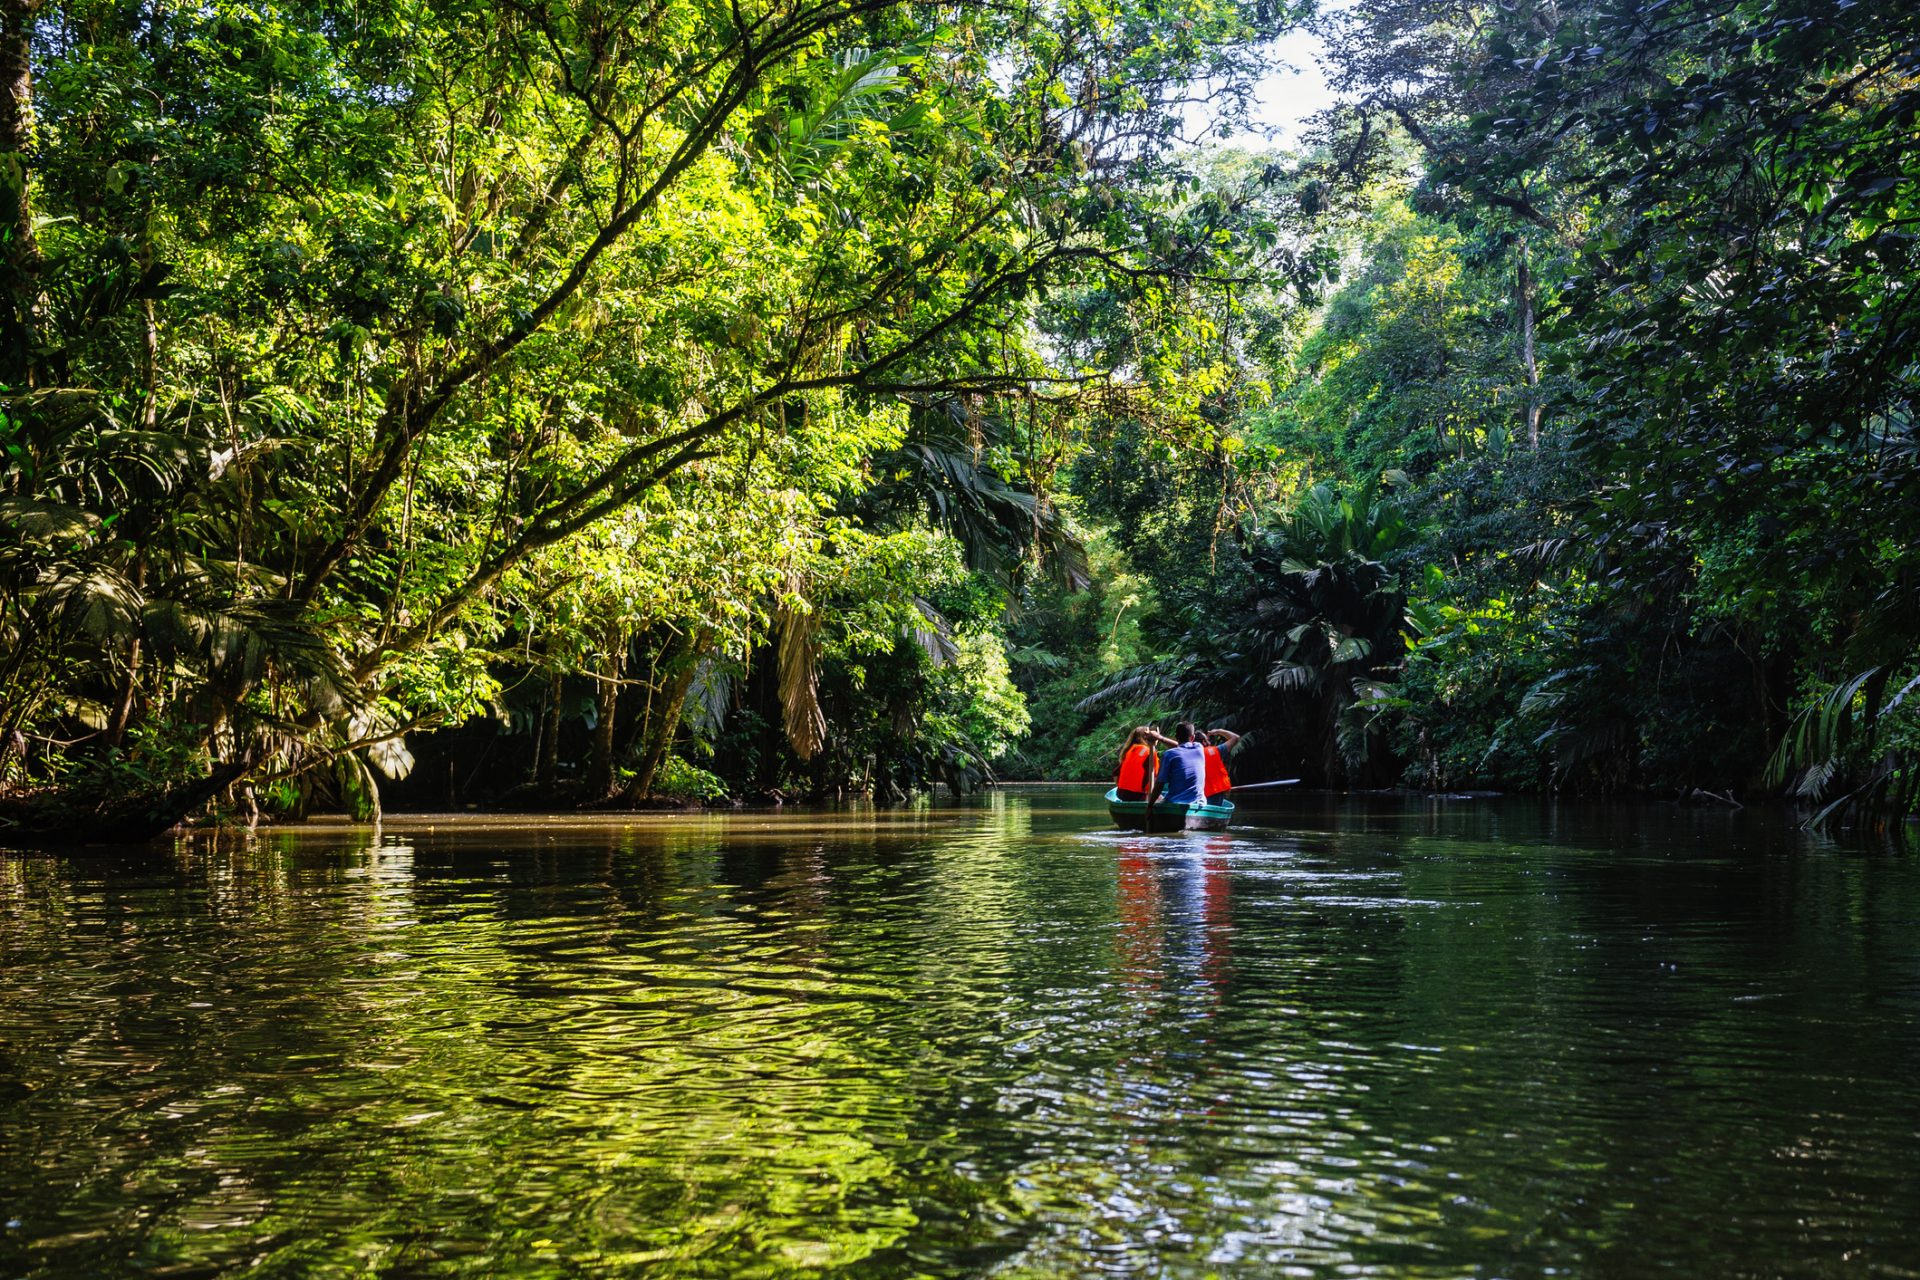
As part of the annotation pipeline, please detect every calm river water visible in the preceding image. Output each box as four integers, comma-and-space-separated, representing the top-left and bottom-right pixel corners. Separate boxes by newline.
3, 789, 1918, 1278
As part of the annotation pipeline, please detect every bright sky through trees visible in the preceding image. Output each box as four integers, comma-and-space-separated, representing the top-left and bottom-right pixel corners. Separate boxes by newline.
1179, 27, 1334, 145
1249, 27, 1336, 142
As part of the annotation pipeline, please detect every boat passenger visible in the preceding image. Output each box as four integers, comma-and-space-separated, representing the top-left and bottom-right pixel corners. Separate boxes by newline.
1201, 728, 1241, 802
1149, 722, 1208, 807
1115, 725, 1172, 801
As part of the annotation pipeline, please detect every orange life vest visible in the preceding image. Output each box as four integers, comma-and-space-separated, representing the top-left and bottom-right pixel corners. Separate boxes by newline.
1202, 743, 1231, 797
1118, 743, 1156, 792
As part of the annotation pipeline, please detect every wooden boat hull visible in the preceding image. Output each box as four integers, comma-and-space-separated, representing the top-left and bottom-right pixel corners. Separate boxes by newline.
1105, 787, 1234, 832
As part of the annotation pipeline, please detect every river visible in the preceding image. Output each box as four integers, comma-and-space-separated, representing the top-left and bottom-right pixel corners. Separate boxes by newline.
3, 789, 1918, 1277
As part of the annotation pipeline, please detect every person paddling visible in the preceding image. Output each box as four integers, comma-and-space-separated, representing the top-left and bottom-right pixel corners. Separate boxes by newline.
1148, 722, 1208, 809
1115, 725, 1174, 801
1200, 728, 1241, 802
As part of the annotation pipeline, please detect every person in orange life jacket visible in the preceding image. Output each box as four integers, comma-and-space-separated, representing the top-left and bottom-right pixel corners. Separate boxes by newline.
1200, 728, 1241, 801
1115, 725, 1176, 801
1149, 722, 1208, 806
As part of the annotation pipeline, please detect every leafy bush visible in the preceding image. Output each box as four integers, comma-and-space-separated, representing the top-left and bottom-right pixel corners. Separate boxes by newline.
649, 756, 729, 804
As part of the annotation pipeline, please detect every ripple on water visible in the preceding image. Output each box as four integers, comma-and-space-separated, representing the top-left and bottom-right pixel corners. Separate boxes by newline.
4, 796, 1920, 1277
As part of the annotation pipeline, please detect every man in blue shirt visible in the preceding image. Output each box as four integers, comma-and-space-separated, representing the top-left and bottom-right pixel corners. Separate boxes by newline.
1150, 721, 1208, 807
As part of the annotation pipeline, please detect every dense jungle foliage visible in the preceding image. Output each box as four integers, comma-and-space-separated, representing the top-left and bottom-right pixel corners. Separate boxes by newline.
2, 0, 1916, 836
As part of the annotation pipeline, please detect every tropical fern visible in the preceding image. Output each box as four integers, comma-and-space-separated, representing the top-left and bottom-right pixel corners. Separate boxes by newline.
765, 50, 911, 190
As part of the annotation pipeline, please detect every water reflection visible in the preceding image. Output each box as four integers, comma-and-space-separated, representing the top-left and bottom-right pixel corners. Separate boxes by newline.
2, 793, 1919, 1277
1115, 836, 1234, 1020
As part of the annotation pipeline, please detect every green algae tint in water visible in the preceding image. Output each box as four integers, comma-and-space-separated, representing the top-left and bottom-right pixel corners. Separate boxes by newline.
3, 791, 1920, 1278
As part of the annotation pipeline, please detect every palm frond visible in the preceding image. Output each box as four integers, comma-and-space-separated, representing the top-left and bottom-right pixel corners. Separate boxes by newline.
0, 498, 101, 543
1519, 665, 1595, 718
1078, 662, 1180, 715
1267, 660, 1322, 692
1331, 635, 1372, 664
37, 565, 145, 641
777, 601, 826, 761
770, 50, 906, 186
686, 659, 734, 738
904, 598, 959, 668
1765, 666, 1881, 788
855, 400, 1088, 593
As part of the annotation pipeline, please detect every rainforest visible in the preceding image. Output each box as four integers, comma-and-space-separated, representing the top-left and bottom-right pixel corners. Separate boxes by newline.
2, 0, 1917, 839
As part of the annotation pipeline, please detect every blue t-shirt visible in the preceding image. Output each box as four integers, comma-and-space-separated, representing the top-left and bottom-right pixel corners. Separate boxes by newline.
1155, 742, 1206, 804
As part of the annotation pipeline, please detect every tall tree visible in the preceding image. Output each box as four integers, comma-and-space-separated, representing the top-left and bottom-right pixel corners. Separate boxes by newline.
1, 0, 1304, 834
0, 0, 38, 382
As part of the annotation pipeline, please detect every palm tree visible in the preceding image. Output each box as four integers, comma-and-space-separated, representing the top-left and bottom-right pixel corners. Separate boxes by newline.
1, 388, 368, 838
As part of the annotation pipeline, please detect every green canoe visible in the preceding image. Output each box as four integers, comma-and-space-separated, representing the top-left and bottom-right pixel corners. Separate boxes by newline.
1105, 787, 1235, 832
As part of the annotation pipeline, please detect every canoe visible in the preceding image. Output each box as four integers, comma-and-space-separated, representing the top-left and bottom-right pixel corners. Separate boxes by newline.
1105, 787, 1234, 832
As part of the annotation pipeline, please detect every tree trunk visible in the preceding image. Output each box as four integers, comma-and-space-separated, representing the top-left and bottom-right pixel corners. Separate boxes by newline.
534, 669, 562, 790
104, 634, 141, 749
1517, 236, 1541, 450
756, 657, 781, 792
141, 297, 159, 428
582, 631, 625, 799
0, 754, 255, 845
105, 557, 146, 748
625, 641, 702, 801
0, 0, 39, 382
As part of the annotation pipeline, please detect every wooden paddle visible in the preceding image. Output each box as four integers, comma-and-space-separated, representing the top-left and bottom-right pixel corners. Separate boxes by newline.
1144, 756, 1157, 833
1228, 778, 1302, 791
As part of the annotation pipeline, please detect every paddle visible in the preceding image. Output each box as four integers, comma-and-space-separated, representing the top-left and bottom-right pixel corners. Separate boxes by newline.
1228, 778, 1302, 791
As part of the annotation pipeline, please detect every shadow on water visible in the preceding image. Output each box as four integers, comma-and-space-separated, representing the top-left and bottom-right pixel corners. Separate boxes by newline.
3, 788, 1918, 1277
